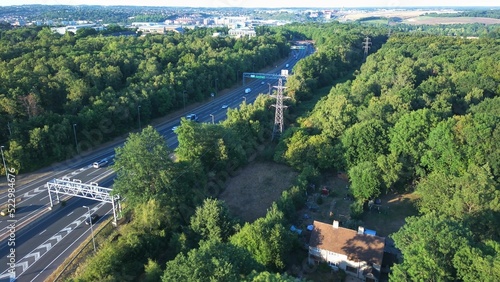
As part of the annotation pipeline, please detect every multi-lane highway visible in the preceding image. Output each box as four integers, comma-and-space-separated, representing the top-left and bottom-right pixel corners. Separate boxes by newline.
0, 44, 312, 281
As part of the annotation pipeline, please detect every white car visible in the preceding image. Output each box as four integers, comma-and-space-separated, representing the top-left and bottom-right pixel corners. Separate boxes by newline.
172, 126, 178, 132
245, 88, 251, 94
93, 159, 108, 168
221, 104, 229, 109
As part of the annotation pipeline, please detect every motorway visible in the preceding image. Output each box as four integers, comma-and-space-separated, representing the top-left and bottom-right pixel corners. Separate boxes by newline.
0, 45, 312, 282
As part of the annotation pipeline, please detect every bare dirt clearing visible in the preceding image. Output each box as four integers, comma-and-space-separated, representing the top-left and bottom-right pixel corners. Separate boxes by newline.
341, 10, 437, 21
219, 162, 298, 223
405, 16, 500, 25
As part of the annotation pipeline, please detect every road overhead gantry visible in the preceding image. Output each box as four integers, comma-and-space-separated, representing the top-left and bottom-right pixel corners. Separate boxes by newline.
46, 177, 121, 225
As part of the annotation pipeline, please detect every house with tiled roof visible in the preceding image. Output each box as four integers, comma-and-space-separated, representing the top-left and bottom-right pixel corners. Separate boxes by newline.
308, 220, 385, 281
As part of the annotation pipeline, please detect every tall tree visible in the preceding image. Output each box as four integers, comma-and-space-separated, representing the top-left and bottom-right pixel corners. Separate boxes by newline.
348, 161, 382, 201
230, 204, 294, 271
391, 213, 471, 281
113, 126, 172, 207
162, 240, 261, 282
190, 198, 237, 243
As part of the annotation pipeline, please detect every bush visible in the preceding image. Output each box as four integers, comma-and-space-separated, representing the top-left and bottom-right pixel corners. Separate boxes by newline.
316, 196, 324, 205
350, 200, 364, 219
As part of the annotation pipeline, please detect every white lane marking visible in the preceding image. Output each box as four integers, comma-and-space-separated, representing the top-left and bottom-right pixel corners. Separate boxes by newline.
39, 229, 46, 235
0, 202, 105, 279
29, 208, 112, 282
67, 211, 74, 217
86, 169, 100, 176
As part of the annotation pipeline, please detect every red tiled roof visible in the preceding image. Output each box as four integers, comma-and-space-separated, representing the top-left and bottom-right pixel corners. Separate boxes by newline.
309, 220, 385, 265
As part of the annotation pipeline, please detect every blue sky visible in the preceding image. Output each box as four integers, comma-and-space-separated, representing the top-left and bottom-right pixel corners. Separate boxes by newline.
1, 0, 499, 8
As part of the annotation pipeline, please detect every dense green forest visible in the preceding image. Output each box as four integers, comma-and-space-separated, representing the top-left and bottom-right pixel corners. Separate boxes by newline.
67, 22, 388, 281
426, 9, 500, 19
69, 22, 499, 282
0, 26, 288, 172
391, 23, 500, 38
275, 34, 500, 280
4, 17, 499, 281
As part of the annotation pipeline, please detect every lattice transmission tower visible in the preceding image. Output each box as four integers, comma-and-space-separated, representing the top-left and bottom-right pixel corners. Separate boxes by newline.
271, 77, 289, 141
362, 36, 372, 57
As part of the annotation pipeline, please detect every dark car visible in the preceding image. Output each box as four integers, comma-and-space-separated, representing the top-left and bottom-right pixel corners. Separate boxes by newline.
85, 214, 99, 225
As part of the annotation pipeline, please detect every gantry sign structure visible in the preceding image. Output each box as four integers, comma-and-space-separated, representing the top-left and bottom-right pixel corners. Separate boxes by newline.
46, 177, 122, 225
242, 72, 287, 86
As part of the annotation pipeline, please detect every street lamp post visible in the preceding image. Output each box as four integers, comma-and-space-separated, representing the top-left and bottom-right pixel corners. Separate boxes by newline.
182, 90, 186, 109
83, 206, 96, 252
72, 124, 79, 154
267, 83, 271, 95
1, 146, 7, 180
137, 105, 141, 130
210, 114, 214, 124
242, 96, 246, 103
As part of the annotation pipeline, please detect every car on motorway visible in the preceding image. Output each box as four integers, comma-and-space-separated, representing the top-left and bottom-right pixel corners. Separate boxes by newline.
85, 213, 99, 225
93, 159, 108, 168
0, 197, 22, 216
221, 104, 229, 109
172, 126, 178, 132
245, 88, 251, 94
261, 81, 265, 85
186, 113, 199, 122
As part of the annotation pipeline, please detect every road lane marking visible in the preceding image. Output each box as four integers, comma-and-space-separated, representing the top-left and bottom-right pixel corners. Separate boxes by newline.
39, 229, 46, 235
29, 208, 112, 282
0, 202, 106, 279
67, 211, 74, 217
86, 169, 100, 176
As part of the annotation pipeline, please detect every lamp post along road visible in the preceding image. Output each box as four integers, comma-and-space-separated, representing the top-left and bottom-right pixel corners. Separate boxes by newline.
137, 105, 142, 130
83, 205, 96, 252
183, 90, 186, 109
210, 114, 215, 124
242, 96, 246, 103
73, 124, 79, 154
7, 122, 12, 136
1, 145, 7, 180
267, 83, 271, 95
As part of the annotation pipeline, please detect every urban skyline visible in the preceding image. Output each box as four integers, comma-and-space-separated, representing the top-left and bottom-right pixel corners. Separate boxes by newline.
2, 0, 499, 8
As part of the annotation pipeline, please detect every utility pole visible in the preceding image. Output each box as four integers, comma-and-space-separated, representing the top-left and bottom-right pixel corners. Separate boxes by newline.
1, 146, 7, 180
210, 114, 214, 124
183, 90, 186, 109
137, 105, 141, 130
73, 124, 79, 154
83, 206, 96, 252
215, 78, 218, 96
7, 122, 11, 136
362, 36, 372, 57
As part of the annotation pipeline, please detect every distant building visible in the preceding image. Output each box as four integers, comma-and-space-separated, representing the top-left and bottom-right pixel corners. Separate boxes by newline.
228, 27, 256, 38
137, 25, 184, 35
51, 23, 105, 35
308, 220, 385, 282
